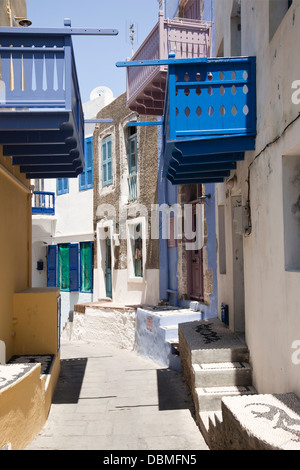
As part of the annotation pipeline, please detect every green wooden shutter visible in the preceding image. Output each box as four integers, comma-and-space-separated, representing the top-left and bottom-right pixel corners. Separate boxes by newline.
102, 136, 112, 186
80, 241, 93, 293
58, 244, 70, 291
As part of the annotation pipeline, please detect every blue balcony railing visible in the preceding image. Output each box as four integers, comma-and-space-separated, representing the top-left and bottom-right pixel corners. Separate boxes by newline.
117, 54, 256, 185
32, 191, 55, 215
0, 27, 85, 179
163, 55, 256, 184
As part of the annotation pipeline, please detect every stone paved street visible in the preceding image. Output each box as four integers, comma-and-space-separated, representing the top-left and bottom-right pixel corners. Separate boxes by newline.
26, 339, 209, 451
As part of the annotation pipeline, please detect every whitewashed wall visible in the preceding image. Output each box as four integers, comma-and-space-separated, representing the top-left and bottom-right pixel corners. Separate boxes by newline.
214, 0, 300, 396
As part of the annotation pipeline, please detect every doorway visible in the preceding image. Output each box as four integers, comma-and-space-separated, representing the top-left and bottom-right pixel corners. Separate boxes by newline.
188, 203, 204, 300
105, 237, 112, 298
231, 195, 245, 332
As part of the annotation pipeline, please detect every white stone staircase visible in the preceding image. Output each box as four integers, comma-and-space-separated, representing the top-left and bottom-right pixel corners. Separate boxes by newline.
135, 306, 202, 370
178, 317, 257, 445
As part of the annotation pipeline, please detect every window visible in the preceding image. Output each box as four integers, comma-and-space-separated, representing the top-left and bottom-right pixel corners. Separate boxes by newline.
102, 136, 113, 186
126, 218, 145, 282
231, 0, 241, 56
79, 136, 93, 191
134, 224, 143, 277
269, 0, 293, 41
47, 242, 93, 292
127, 126, 137, 202
57, 178, 69, 195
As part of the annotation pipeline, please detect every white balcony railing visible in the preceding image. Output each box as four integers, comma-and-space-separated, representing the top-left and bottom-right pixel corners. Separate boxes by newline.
128, 173, 137, 202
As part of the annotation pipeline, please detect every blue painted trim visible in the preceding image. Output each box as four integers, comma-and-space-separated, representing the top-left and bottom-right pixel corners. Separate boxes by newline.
116, 56, 256, 68
127, 121, 163, 126
0, 26, 118, 36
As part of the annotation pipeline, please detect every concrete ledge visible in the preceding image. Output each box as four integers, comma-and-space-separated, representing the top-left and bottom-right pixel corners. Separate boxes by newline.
179, 317, 249, 391
218, 393, 300, 450
63, 306, 136, 350
0, 354, 60, 450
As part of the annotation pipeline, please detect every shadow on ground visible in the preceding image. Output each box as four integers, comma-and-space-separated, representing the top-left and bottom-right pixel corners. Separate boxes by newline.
52, 357, 87, 404
157, 368, 194, 412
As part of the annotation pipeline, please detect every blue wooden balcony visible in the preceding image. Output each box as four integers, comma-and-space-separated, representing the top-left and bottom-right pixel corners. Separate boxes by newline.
32, 191, 55, 215
163, 56, 256, 184
0, 27, 85, 179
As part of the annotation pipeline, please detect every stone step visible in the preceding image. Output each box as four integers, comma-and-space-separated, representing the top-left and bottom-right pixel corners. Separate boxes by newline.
193, 361, 252, 388
159, 324, 180, 341
158, 310, 202, 327
179, 319, 250, 365
192, 346, 249, 365
195, 385, 257, 412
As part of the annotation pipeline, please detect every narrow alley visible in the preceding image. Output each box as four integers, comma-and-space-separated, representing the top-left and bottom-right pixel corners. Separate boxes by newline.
26, 339, 209, 451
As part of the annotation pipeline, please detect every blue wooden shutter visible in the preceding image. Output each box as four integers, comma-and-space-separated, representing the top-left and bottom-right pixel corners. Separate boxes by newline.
57, 178, 62, 195
86, 137, 93, 188
79, 168, 85, 190
47, 245, 57, 287
57, 178, 69, 195
69, 243, 79, 291
79, 137, 93, 191
63, 178, 69, 193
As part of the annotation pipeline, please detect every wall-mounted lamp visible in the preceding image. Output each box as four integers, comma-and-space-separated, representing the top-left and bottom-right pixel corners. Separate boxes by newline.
226, 175, 237, 190
15, 17, 32, 27
198, 194, 211, 204
37, 260, 44, 271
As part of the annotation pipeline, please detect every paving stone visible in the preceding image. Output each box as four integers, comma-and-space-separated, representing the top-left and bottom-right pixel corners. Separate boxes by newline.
26, 339, 209, 451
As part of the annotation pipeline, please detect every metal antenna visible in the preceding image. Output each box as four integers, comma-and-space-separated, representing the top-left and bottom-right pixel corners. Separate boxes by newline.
130, 23, 135, 56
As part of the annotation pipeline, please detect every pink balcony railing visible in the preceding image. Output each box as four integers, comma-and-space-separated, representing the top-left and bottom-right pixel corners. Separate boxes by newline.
126, 11, 211, 116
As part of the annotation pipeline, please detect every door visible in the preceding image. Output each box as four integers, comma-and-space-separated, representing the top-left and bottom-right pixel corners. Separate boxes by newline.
189, 203, 204, 300
105, 237, 112, 298
231, 196, 245, 332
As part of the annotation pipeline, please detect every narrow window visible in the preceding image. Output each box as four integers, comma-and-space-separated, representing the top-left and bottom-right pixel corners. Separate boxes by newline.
102, 136, 113, 187
134, 224, 143, 277
79, 136, 93, 191
282, 154, 300, 271
231, 0, 241, 56
269, 0, 293, 41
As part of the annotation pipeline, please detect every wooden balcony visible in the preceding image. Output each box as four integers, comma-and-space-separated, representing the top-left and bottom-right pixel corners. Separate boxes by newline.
162, 56, 257, 184
0, 26, 85, 179
125, 11, 211, 116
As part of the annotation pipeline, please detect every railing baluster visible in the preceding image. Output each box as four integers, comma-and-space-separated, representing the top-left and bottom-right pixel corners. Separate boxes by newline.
32, 191, 55, 215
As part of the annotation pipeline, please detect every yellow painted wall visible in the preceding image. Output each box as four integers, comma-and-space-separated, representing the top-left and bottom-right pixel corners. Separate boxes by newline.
13, 288, 60, 355
0, 146, 31, 361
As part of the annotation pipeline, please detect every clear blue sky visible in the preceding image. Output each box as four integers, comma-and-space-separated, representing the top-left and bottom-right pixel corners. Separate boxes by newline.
27, 0, 159, 103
